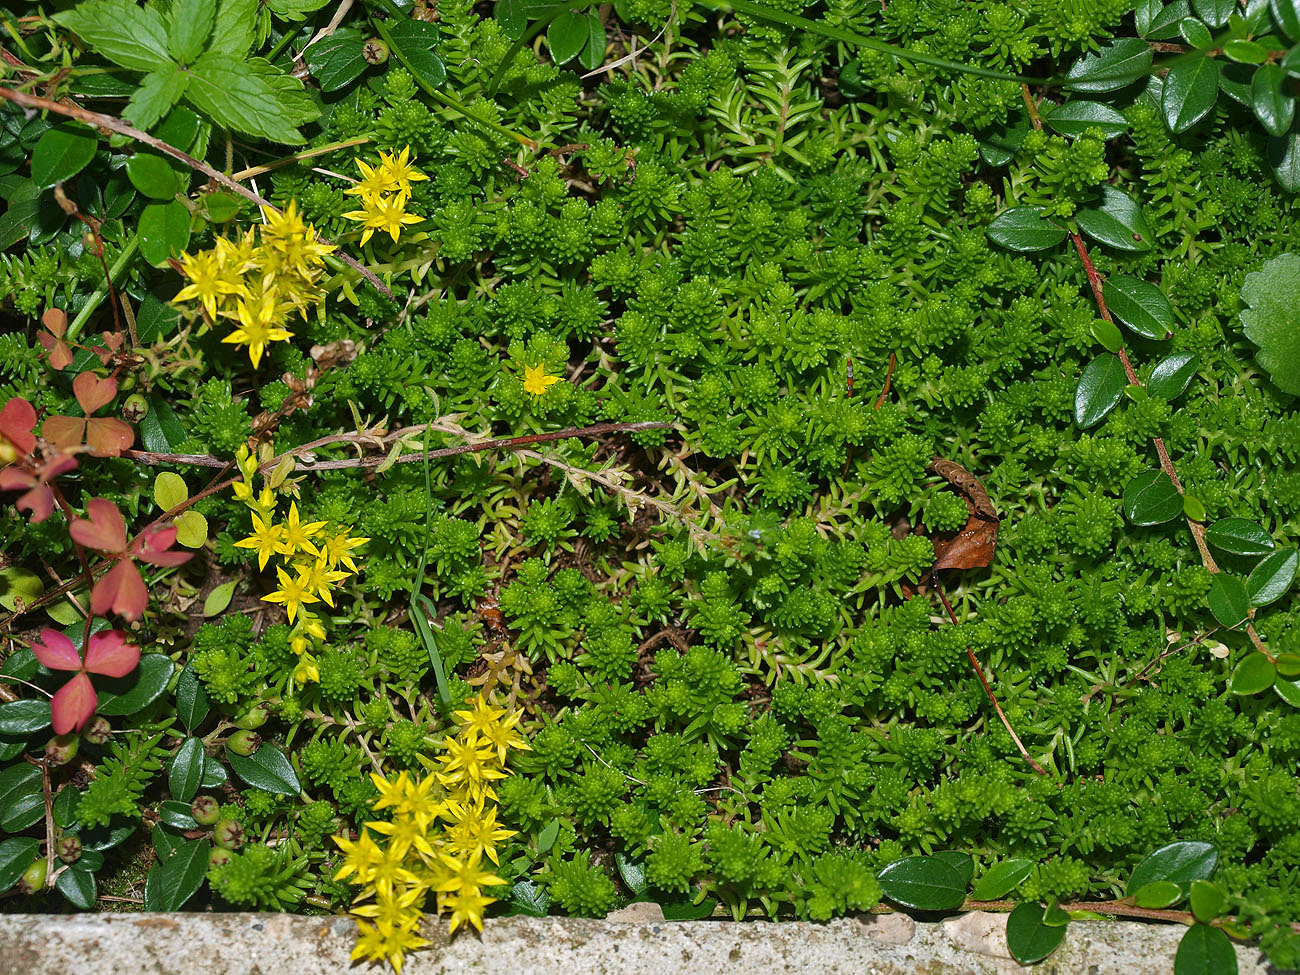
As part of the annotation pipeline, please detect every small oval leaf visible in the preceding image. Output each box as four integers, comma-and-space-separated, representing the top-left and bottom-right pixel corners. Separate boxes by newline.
1043, 100, 1130, 139
1162, 54, 1221, 133
1209, 573, 1252, 629
1230, 652, 1276, 695
1123, 470, 1184, 526
1247, 547, 1298, 607
1174, 924, 1238, 975
1076, 185, 1154, 251
1075, 353, 1127, 428
1133, 879, 1184, 908
987, 206, 1067, 252
1128, 841, 1219, 895
226, 743, 301, 795
1005, 902, 1068, 964
877, 856, 968, 911
1148, 353, 1200, 400
1205, 518, 1274, 557
1103, 275, 1174, 340
971, 859, 1034, 901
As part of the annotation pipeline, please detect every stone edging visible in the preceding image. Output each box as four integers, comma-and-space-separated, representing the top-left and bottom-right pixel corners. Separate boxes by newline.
0, 911, 1268, 975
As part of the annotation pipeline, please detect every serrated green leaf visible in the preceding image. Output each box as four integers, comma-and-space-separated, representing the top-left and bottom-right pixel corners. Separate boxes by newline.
1064, 38, 1154, 92
1043, 100, 1130, 139
971, 859, 1033, 901
54, 0, 173, 73
1148, 353, 1200, 400
125, 66, 189, 131
1076, 185, 1154, 251
1123, 470, 1183, 526
1240, 252, 1300, 394
1075, 353, 1126, 428
1175, 924, 1238, 975
208, 0, 257, 56
31, 123, 98, 188
1005, 902, 1067, 964
1230, 652, 1276, 694
185, 53, 317, 144
267, 0, 331, 18
987, 206, 1067, 252
1103, 274, 1174, 339
166, 0, 215, 63
227, 743, 300, 795
1205, 518, 1274, 556
877, 856, 967, 911
1247, 547, 1299, 606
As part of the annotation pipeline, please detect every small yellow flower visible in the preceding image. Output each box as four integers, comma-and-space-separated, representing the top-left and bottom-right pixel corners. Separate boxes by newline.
377, 147, 428, 198
343, 194, 422, 245
232, 512, 285, 571
350, 918, 428, 975
443, 885, 496, 934
292, 651, 320, 685
320, 528, 369, 572
223, 288, 293, 369
522, 363, 561, 397
173, 247, 245, 318
276, 501, 327, 558
261, 564, 319, 623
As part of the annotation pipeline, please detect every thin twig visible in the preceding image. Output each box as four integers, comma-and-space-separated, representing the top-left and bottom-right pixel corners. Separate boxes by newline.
933, 578, 1048, 776
0, 86, 392, 298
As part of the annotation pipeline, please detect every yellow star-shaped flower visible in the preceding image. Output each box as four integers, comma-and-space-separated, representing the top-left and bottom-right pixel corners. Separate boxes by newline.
522, 363, 561, 397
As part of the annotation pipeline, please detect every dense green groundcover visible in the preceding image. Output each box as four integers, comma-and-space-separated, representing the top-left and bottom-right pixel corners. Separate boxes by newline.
1, 0, 1300, 970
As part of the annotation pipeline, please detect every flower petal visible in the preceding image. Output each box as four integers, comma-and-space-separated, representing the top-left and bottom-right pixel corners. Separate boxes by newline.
51, 671, 97, 735
70, 498, 128, 553
90, 559, 148, 620
30, 628, 81, 671
84, 630, 140, 678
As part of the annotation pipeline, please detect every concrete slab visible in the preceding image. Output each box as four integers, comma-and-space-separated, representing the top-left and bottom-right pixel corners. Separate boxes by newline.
0, 911, 1269, 975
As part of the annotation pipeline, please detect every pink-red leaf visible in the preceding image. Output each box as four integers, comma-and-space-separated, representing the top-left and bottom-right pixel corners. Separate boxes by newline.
30, 628, 81, 672
42, 308, 67, 338
132, 524, 192, 567
85, 416, 134, 457
51, 671, 97, 735
42, 414, 86, 452
84, 630, 139, 678
38, 332, 73, 371
90, 559, 147, 620
0, 397, 38, 456
70, 497, 128, 553
72, 372, 117, 415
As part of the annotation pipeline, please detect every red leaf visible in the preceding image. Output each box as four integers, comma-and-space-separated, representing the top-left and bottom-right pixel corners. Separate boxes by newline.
29, 629, 81, 672
0, 397, 37, 456
51, 671, 97, 735
70, 497, 128, 553
89, 559, 147, 620
931, 512, 1000, 572
132, 524, 192, 567
41, 414, 86, 452
41, 308, 67, 338
85, 416, 135, 457
72, 372, 117, 415
84, 630, 140, 678
38, 332, 73, 371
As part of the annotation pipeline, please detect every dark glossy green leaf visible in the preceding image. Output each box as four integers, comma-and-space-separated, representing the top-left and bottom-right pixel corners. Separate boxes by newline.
1134, 879, 1185, 908
1044, 100, 1130, 139
661, 896, 718, 920
1284, 44, 1300, 78
1268, 129, 1300, 192
56, 862, 97, 908
1277, 653, 1300, 678
1076, 185, 1154, 251
1205, 518, 1274, 556
0, 699, 52, 736
1251, 63, 1296, 135
1274, 675, 1300, 708
1075, 353, 1126, 428
0, 649, 37, 681
138, 200, 191, 266
384, 19, 446, 90
971, 859, 1033, 901
169, 737, 204, 803
52, 784, 79, 829
226, 743, 300, 795
1123, 470, 1183, 526
154, 108, 201, 155
1209, 574, 1252, 628
153, 824, 184, 859
1134, 0, 1162, 34
1148, 353, 1200, 400
977, 111, 1029, 166
139, 396, 189, 452
547, 11, 588, 65
508, 878, 551, 916
1224, 40, 1270, 65
97, 654, 174, 716
0, 837, 41, 893
987, 206, 1066, 252
1247, 547, 1299, 606
200, 755, 227, 789
1273, 0, 1300, 41
1179, 18, 1214, 49
877, 856, 967, 911
1005, 903, 1067, 964
495, 0, 526, 40
933, 851, 974, 888
1190, 880, 1227, 922
1092, 317, 1123, 352
1129, 842, 1219, 895
143, 838, 210, 911
80, 822, 134, 852
616, 851, 648, 897
31, 123, 98, 188
126, 151, 183, 200
157, 799, 198, 829
1192, 0, 1234, 26
1162, 54, 1221, 132
1230, 652, 1276, 694
1064, 38, 1154, 92
0, 764, 42, 831
1103, 274, 1174, 339
1175, 924, 1238, 975
305, 27, 368, 93
175, 664, 209, 733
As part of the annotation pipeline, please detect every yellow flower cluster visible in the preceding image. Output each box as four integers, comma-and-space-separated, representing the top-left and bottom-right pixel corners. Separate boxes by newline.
230, 447, 367, 684
343, 147, 427, 246
334, 695, 530, 973
173, 202, 334, 369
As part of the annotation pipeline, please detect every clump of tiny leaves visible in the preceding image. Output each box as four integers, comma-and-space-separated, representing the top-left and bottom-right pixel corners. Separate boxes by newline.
0, 1, 1298, 974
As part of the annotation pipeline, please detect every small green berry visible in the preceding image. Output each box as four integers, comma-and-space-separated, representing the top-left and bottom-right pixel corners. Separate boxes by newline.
227, 730, 262, 756
191, 795, 221, 826
233, 704, 269, 731
44, 733, 79, 766
209, 847, 233, 868
214, 819, 244, 850
121, 393, 148, 423
16, 858, 46, 895
56, 835, 81, 864
362, 38, 389, 64
83, 717, 111, 746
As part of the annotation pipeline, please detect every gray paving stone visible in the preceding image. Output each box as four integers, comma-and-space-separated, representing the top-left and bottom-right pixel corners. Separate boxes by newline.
0, 911, 1268, 975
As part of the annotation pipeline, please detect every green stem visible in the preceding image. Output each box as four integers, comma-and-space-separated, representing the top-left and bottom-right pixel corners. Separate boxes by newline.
66, 235, 138, 342
697, 0, 1056, 85
265, 28, 299, 66
370, 18, 542, 150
